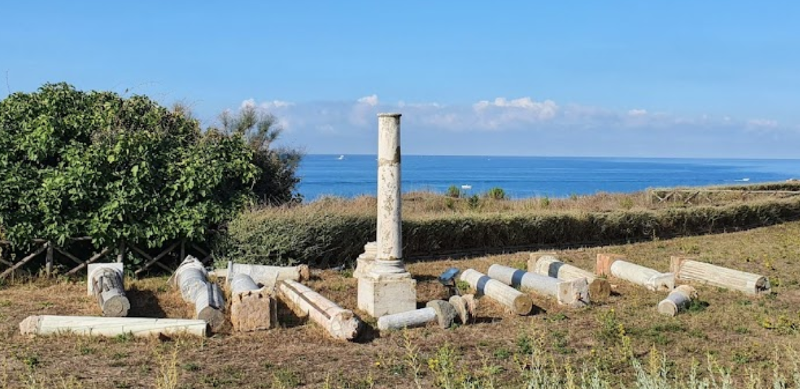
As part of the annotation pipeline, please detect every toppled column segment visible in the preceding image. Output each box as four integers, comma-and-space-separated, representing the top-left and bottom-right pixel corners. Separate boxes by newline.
377, 300, 458, 330
459, 269, 533, 315
596, 254, 674, 292
278, 279, 361, 341
488, 264, 589, 307
173, 256, 226, 332
230, 273, 276, 332
529, 255, 611, 298
88, 263, 130, 317
20, 315, 208, 337
225, 262, 310, 290
658, 285, 698, 316
670, 256, 770, 295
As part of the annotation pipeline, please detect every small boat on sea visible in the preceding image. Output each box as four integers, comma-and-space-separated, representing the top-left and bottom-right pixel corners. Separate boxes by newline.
337, 155, 345, 160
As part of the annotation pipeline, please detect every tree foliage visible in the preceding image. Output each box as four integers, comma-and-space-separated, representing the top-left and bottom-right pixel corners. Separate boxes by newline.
215, 103, 302, 204
0, 83, 265, 248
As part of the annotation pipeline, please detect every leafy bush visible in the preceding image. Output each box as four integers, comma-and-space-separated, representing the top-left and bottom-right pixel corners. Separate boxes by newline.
0, 83, 261, 248
445, 185, 463, 198
218, 196, 800, 268
484, 187, 507, 200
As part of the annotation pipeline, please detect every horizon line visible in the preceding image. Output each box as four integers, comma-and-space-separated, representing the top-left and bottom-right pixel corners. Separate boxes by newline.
304, 153, 800, 161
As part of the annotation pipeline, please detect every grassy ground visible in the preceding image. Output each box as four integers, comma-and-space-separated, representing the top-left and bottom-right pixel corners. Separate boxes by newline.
3, 221, 800, 388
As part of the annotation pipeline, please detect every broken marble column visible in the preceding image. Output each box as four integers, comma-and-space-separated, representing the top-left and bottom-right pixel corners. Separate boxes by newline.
448, 294, 476, 324
225, 262, 310, 291
596, 254, 674, 292
670, 256, 770, 295
358, 113, 417, 318
174, 256, 226, 332
87, 263, 130, 317
19, 316, 208, 337
230, 273, 276, 332
529, 254, 611, 298
377, 300, 457, 330
278, 279, 361, 341
657, 285, 698, 316
459, 269, 533, 315
488, 264, 589, 307
352, 241, 377, 279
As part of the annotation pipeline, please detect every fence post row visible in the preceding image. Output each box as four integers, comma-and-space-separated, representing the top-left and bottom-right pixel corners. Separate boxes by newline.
0, 238, 210, 279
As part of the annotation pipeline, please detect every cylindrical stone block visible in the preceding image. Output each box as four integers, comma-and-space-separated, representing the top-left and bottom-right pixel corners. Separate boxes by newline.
670, 256, 770, 295
377, 307, 437, 330
610, 260, 674, 292
530, 255, 611, 298
459, 269, 533, 315
657, 285, 698, 316
488, 264, 589, 307
230, 273, 260, 295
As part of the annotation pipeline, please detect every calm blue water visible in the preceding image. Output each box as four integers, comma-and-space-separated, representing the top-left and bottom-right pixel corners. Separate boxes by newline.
296, 155, 800, 201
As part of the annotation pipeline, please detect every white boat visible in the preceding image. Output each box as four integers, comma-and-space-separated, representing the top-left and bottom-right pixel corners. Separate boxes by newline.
461, 185, 472, 190
337, 155, 345, 160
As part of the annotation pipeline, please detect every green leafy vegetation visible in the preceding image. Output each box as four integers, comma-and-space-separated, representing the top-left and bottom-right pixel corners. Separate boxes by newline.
0, 83, 300, 251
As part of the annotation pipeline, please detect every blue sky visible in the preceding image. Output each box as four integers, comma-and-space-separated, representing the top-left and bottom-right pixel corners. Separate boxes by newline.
2, 1, 799, 158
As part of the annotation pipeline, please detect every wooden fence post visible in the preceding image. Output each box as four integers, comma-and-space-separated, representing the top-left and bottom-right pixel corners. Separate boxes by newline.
45, 242, 54, 276
116, 240, 125, 264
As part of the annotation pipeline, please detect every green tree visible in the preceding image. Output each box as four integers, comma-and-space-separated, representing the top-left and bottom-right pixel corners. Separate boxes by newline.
0, 83, 260, 247
215, 103, 302, 204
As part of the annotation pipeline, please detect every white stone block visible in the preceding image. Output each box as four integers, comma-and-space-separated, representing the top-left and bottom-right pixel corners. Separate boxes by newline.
357, 274, 417, 318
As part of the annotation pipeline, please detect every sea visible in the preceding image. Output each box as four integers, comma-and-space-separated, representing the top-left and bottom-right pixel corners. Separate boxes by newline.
296, 154, 800, 201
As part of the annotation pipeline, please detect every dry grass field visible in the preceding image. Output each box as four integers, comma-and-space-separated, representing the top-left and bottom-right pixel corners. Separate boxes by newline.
3, 221, 800, 388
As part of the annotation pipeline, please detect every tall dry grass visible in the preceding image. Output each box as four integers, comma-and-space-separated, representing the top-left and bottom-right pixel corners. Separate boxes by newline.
216, 183, 800, 268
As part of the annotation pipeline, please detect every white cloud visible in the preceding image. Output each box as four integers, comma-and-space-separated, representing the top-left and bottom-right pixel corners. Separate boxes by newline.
240, 98, 294, 111
229, 97, 792, 142
473, 97, 558, 118
747, 118, 778, 128
470, 97, 559, 128
357, 94, 379, 106
262, 100, 294, 109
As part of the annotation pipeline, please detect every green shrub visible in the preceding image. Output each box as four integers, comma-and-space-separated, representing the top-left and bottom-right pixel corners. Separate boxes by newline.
445, 185, 462, 198
0, 83, 261, 248
467, 194, 481, 210
217, 197, 800, 268
484, 187, 507, 200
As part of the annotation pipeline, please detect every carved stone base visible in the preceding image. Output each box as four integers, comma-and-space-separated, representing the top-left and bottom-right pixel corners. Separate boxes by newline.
357, 273, 417, 318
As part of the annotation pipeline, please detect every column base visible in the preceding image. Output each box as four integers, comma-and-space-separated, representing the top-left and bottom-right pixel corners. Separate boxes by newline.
358, 272, 417, 318
352, 242, 377, 279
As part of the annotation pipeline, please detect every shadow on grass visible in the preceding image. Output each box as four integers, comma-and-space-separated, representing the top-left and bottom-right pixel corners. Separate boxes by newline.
126, 288, 168, 318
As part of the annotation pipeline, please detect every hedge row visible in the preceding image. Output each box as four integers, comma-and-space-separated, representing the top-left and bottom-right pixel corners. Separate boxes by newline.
215, 197, 800, 268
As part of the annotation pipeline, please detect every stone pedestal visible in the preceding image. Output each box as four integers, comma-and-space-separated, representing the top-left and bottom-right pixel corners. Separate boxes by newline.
358, 273, 417, 317
353, 241, 377, 279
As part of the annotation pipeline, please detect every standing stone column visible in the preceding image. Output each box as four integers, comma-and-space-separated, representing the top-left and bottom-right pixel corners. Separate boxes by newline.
358, 113, 417, 318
